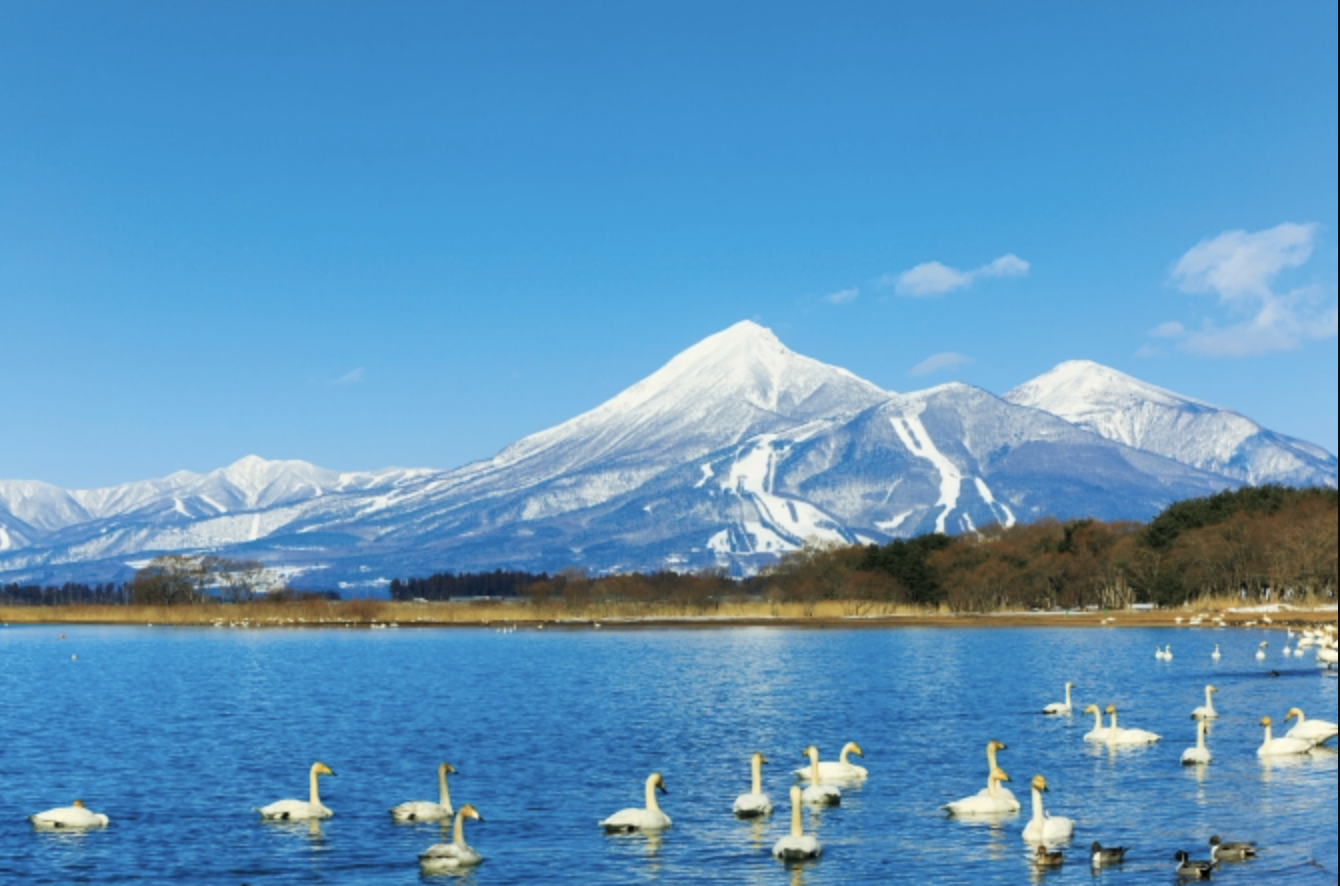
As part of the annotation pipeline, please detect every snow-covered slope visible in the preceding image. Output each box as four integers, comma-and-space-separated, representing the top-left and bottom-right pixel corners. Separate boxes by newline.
1005, 361, 1337, 488
1, 324, 1330, 588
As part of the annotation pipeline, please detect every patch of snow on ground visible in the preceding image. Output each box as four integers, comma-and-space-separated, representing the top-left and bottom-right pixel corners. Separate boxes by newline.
889, 408, 961, 533
972, 477, 1016, 528
875, 511, 914, 533
694, 463, 714, 488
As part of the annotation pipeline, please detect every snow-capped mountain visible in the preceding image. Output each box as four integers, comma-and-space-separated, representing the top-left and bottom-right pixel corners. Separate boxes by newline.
1005, 360, 1337, 489
1, 323, 1331, 588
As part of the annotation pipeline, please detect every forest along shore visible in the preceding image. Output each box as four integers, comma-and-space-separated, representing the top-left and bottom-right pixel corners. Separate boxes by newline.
2, 600, 1335, 630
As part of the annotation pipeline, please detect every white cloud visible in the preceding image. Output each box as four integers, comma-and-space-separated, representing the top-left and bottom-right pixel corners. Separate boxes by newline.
333, 367, 366, 385
821, 287, 860, 305
1165, 222, 1336, 357
892, 253, 1030, 297
908, 351, 973, 377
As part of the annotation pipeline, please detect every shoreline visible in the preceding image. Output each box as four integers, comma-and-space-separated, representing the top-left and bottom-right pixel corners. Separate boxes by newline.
2, 603, 1335, 631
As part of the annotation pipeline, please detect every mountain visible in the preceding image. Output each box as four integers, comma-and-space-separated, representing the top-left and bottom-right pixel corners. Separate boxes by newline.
2, 324, 1330, 589
1005, 360, 1337, 489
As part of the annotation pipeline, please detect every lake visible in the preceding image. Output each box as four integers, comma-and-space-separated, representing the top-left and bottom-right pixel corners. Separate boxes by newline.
1, 622, 1336, 885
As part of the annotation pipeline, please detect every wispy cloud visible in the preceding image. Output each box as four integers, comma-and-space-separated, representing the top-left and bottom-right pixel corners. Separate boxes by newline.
1158, 222, 1337, 357
908, 351, 973, 377
821, 287, 860, 305
332, 367, 366, 385
891, 253, 1030, 297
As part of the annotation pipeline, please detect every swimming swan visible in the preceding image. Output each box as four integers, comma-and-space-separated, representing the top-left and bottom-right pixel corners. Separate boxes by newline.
1181, 719, 1212, 765
1284, 708, 1338, 746
600, 772, 671, 831
28, 799, 109, 829
1211, 644, 1221, 661
258, 762, 334, 820
1082, 705, 1107, 743
772, 785, 821, 860
791, 741, 866, 780
418, 804, 484, 869
1021, 774, 1073, 843
1104, 705, 1160, 746
1043, 683, 1073, 715
1255, 642, 1268, 661
733, 752, 773, 818
799, 746, 841, 806
390, 762, 455, 822
1191, 685, 1219, 720
945, 766, 1014, 816
1256, 716, 1313, 757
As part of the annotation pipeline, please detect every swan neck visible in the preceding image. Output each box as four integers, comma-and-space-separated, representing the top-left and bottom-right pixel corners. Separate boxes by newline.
439, 769, 451, 808
790, 796, 802, 838
1263, 723, 1273, 745
452, 810, 467, 846
839, 745, 850, 765
1065, 684, 1071, 706
1091, 708, 1102, 731
1197, 721, 1206, 750
645, 776, 661, 814
987, 773, 998, 797
1031, 785, 1044, 822
750, 757, 762, 795
809, 753, 820, 786
309, 768, 321, 807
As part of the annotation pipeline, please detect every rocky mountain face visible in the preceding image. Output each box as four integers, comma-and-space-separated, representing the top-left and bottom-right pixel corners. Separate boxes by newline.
2, 322, 1332, 589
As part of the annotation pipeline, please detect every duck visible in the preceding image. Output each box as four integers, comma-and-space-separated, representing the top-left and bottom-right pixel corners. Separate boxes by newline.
1104, 705, 1160, 746
390, 762, 455, 822
1174, 850, 1214, 878
945, 766, 1015, 816
1091, 842, 1128, 867
791, 741, 866, 780
1082, 704, 1107, 743
1211, 644, 1221, 661
28, 799, 109, 829
1043, 683, 1074, 715
600, 772, 671, 831
1284, 708, 1338, 746
1181, 719, 1212, 765
733, 752, 773, 818
1021, 775, 1073, 843
771, 785, 821, 860
1033, 845, 1064, 867
799, 746, 841, 806
1208, 835, 1256, 862
418, 804, 484, 870
1256, 716, 1313, 757
257, 762, 335, 820
1191, 685, 1219, 720
1255, 642, 1268, 661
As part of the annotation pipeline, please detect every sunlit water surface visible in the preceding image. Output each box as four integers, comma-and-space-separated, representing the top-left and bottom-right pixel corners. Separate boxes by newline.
1, 623, 1336, 885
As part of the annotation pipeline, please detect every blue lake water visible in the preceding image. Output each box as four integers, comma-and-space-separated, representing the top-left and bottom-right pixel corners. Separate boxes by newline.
1, 622, 1336, 885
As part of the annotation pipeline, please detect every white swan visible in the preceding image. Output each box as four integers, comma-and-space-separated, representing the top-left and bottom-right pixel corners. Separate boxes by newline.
1021, 774, 1074, 843
28, 799, 109, 829
418, 804, 484, 869
791, 741, 867, 780
1255, 642, 1268, 661
1043, 683, 1073, 715
1104, 704, 1160, 746
1082, 704, 1107, 743
772, 785, 821, 860
1284, 708, 1339, 746
600, 772, 671, 831
390, 762, 455, 822
258, 762, 334, 820
1181, 719, 1212, 765
1154, 646, 1166, 661
945, 766, 1015, 816
1256, 716, 1313, 757
1163, 644, 1173, 661
733, 752, 773, 818
799, 746, 841, 806
1190, 685, 1218, 720
1211, 644, 1221, 661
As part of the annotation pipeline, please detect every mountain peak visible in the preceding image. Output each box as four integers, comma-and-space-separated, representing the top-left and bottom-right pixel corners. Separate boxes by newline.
491, 321, 890, 474
1006, 360, 1212, 413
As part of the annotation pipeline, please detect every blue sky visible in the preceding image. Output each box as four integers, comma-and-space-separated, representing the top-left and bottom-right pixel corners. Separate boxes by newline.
2, 1, 1336, 488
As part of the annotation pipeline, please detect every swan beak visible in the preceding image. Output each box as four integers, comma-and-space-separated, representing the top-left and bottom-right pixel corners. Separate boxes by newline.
760, 756, 769, 765
657, 783, 668, 794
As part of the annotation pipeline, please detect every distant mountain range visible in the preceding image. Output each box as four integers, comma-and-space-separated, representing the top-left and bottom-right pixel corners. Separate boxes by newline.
2, 321, 1334, 589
